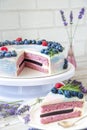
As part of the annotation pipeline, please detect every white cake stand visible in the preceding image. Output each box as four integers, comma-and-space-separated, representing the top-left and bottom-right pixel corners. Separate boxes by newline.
0, 63, 75, 101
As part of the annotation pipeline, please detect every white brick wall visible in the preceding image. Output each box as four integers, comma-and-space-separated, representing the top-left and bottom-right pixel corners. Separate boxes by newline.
0, 0, 87, 58
20, 11, 54, 28
0, 12, 19, 30
37, 0, 69, 9
0, 0, 37, 10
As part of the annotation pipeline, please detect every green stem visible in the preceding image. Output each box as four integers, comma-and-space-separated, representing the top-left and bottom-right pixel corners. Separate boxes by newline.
65, 26, 71, 44
0, 100, 23, 104
70, 23, 73, 46
30, 98, 43, 107
72, 19, 79, 44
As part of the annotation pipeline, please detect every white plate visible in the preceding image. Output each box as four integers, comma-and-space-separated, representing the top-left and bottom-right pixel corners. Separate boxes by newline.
18, 98, 87, 130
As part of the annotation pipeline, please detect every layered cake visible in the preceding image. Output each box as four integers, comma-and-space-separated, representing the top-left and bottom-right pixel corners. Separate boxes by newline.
0, 38, 68, 76
40, 80, 85, 124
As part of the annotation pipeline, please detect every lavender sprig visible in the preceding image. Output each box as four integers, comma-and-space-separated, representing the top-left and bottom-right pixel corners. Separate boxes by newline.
60, 10, 68, 26
78, 8, 85, 19
66, 79, 87, 93
60, 10, 71, 44
72, 8, 85, 42
0, 98, 43, 126
70, 11, 73, 24
23, 114, 30, 124
17, 98, 43, 124
59, 8, 85, 46
70, 11, 73, 45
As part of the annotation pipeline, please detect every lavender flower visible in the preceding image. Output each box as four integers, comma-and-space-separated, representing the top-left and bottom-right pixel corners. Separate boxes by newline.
16, 105, 30, 115
78, 8, 85, 19
60, 10, 68, 26
70, 11, 73, 24
67, 79, 87, 94
0, 103, 20, 118
23, 114, 30, 124
59, 7, 85, 46
6, 108, 16, 115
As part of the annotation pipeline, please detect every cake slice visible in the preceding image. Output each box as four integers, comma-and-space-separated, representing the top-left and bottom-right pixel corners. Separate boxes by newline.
40, 80, 85, 124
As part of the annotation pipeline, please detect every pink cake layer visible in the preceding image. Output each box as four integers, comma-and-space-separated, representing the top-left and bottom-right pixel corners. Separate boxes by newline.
17, 53, 24, 67
25, 62, 48, 73
16, 52, 49, 75
25, 52, 49, 66
40, 111, 81, 124
17, 62, 25, 75
41, 101, 84, 113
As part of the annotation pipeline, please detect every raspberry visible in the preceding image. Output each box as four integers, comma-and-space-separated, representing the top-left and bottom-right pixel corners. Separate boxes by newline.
55, 83, 64, 88
16, 37, 22, 42
0, 47, 8, 51
42, 40, 48, 46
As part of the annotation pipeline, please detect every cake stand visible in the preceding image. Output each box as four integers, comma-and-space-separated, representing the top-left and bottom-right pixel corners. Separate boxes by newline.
0, 63, 75, 101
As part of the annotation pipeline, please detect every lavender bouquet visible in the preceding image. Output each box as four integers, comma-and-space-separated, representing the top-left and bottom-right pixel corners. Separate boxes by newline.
0, 98, 43, 129
60, 8, 85, 68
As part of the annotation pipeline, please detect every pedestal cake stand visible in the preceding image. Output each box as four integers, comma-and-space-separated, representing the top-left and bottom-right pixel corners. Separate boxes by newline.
0, 63, 75, 101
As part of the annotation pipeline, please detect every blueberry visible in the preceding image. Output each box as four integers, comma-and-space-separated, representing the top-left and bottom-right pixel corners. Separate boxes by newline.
77, 92, 83, 99
44, 49, 49, 55
55, 45, 59, 50
63, 63, 68, 69
64, 59, 68, 64
24, 39, 29, 44
5, 52, 11, 57
41, 49, 45, 53
11, 40, 16, 45
51, 87, 58, 93
1, 51, 7, 56
71, 91, 78, 97
28, 40, 32, 44
58, 46, 63, 52
51, 44, 56, 48
0, 52, 4, 58
48, 42, 52, 47
11, 50, 17, 57
36, 40, 42, 45
0, 42, 2, 47
64, 90, 71, 98
0, 42, 4, 46
54, 42, 59, 46
19, 41, 24, 45
4, 40, 11, 45
58, 89, 64, 95
63, 59, 68, 69
31, 40, 36, 44
14, 40, 19, 45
